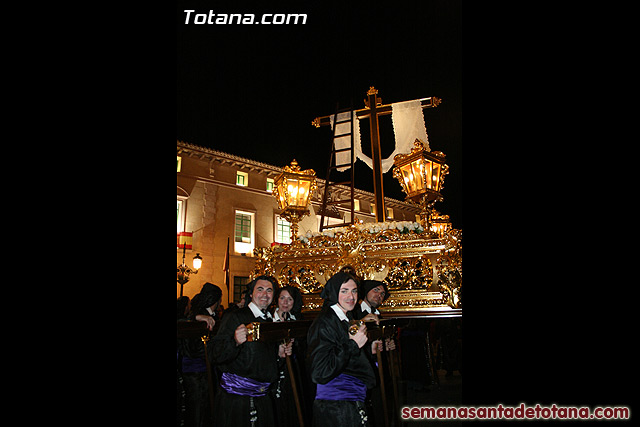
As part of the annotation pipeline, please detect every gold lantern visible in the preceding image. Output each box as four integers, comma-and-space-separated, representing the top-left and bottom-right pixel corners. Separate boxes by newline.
273, 159, 317, 242
429, 210, 452, 238
393, 139, 449, 229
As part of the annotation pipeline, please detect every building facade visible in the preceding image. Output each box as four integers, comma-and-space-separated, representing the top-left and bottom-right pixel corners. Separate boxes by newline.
177, 140, 421, 305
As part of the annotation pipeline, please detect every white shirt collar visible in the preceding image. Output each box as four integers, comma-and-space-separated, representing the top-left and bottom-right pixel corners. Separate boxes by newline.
206, 306, 215, 316
248, 301, 273, 320
360, 300, 380, 315
330, 303, 349, 322
273, 309, 296, 322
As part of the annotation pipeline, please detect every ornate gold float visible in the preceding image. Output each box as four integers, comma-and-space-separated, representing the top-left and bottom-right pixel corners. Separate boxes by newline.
251, 220, 462, 314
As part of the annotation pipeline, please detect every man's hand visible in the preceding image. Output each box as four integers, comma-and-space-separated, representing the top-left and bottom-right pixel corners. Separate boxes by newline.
278, 339, 294, 358
234, 324, 248, 346
384, 337, 396, 351
360, 313, 380, 325
349, 323, 368, 348
195, 314, 215, 331
371, 339, 383, 354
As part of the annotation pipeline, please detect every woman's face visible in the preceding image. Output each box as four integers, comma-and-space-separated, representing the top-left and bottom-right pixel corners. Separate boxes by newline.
337, 279, 358, 312
278, 290, 294, 313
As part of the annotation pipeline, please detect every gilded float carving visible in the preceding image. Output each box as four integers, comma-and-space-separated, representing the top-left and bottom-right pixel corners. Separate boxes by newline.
251, 222, 462, 313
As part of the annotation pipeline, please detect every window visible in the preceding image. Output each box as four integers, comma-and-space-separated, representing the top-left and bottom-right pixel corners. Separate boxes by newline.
177, 156, 182, 172
266, 178, 274, 193
236, 171, 248, 186
386, 207, 394, 219
354, 199, 360, 211
275, 215, 291, 244
234, 210, 255, 254
235, 212, 252, 243
369, 203, 376, 215
233, 276, 251, 305
177, 198, 186, 233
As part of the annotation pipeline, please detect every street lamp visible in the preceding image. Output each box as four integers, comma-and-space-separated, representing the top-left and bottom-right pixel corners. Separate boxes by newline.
192, 253, 202, 270
177, 243, 203, 297
274, 159, 317, 242
392, 139, 449, 229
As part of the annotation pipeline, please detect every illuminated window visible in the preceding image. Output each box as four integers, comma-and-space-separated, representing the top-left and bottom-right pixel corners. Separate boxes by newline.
386, 207, 394, 219
236, 171, 248, 186
266, 178, 274, 192
177, 198, 187, 233
234, 210, 255, 254
235, 212, 251, 243
354, 199, 360, 211
275, 215, 291, 244
177, 156, 182, 172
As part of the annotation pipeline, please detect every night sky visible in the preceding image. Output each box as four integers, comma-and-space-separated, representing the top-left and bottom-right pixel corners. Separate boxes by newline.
177, 0, 462, 228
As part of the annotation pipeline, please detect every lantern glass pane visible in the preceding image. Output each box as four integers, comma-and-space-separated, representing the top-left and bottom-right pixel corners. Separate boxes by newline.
286, 178, 299, 206
400, 164, 414, 194
297, 180, 310, 206
432, 163, 441, 191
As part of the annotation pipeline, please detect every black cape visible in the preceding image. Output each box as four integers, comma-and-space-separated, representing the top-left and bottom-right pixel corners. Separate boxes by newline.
307, 304, 376, 427
211, 306, 282, 427
307, 304, 376, 388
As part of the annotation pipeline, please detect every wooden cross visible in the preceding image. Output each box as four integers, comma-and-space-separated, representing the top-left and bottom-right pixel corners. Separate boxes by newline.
312, 87, 441, 222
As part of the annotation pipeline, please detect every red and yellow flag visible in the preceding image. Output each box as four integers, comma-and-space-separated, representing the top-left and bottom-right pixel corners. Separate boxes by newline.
177, 232, 193, 249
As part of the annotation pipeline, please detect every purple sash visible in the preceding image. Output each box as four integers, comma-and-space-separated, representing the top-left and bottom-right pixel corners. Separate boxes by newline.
181, 356, 207, 373
315, 373, 366, 402
220, 372, 271, 397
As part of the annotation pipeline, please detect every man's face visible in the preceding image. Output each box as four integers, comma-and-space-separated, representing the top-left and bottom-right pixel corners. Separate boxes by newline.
252, 279, 274, 310
338, 279, 358, 312
278, 290, 294, 313
366, 285, 386, 309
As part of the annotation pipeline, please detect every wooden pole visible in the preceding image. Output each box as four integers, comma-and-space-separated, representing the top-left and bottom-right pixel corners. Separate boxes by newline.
365, 87, 386, 222
388, 345, 400, 422
376, 349, 389, 427
201, 334, 216, 421
284, 339, 305, 427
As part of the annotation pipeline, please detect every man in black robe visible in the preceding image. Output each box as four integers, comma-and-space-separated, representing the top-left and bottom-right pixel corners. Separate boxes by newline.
179, 283, 222, 427
307, 272, 382, 427
211, 275, 292, 427
352, 280, 397, 427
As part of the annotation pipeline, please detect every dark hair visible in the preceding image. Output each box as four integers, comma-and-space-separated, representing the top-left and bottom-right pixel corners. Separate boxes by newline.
190, 282, 223, 316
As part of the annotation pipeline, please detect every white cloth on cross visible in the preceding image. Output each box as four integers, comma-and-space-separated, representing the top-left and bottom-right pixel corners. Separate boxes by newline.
329, 100, 429, 173
390, 99, 430, 160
